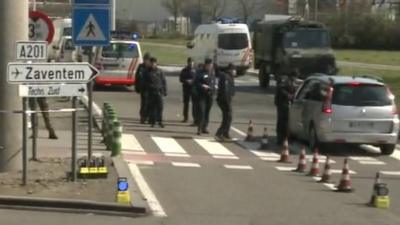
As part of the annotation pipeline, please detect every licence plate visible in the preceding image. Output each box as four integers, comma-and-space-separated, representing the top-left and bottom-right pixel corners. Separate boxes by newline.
349, 121, 374, 129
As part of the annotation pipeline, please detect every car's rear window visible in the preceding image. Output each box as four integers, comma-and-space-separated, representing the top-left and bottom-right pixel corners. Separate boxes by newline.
332, 84, 391, 106
101, 43, 139, 58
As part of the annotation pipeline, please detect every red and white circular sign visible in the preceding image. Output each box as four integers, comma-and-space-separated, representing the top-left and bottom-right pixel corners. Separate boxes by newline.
29, 11, 55, 43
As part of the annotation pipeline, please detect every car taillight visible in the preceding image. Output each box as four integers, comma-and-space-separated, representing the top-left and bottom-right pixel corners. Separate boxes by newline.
386, 87, 398, 115
322, 86, 334, 114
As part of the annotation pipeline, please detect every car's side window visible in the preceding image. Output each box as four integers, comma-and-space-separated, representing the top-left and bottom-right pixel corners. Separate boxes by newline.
305, 82, 324, 101
296, 80, 314, 100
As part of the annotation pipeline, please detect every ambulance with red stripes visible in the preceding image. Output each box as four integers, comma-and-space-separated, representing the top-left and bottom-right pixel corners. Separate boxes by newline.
92, 32, 142, 87
187, 18, 252, 75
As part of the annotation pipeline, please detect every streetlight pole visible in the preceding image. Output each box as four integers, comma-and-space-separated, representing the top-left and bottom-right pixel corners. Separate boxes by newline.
314, 0, 319, 21
0, 0, 28, 172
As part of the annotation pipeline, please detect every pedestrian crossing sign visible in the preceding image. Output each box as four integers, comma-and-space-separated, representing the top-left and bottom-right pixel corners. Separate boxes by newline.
73, 7, 110, 46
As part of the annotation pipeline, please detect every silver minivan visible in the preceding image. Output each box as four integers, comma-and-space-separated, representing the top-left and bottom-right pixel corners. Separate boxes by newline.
289, 74, 399, 155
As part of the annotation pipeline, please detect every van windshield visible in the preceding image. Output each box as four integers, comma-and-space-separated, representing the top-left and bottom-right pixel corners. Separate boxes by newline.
332, 84, 392, 106
218, 33, 248, 50
283, 29, 330, 48
102, 43, 139, 58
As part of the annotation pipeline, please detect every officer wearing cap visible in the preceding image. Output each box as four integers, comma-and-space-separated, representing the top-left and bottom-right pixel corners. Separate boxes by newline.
194, 58, 216, 135
179, 57, 196, 123
135, 52, 151, 124
215, 63, 236, 141
274, 75, 296, 145
145, 57, 167, 128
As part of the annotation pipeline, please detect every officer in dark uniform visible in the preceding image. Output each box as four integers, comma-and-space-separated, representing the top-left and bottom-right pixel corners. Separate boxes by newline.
215, 63, 236, 141
194, 58, 216, 135
135, 52, 151, 124
145, 57, 167, 128
179, 57, 196, 123
29, 97, 58, 139
274, 76, 296, 145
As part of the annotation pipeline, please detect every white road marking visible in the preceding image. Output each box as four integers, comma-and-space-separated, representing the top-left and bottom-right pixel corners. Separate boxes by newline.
126, 160, 154, 166
358, 161, 386, 165
128, 164, 166, 217
330, 169, 357, 175
275, 166, 296, 171
381, 171, 400, 176
152, 136, 189, 157
349, 156, 385, 165
224, 165, 253, 170
312, 177, 336, 190
195, 138, 238, 159
171, 162, 201, 168
121, 134, 146, 155
231, 126, 247, 137
390, 149, 400, 161
306, 155, 336, 164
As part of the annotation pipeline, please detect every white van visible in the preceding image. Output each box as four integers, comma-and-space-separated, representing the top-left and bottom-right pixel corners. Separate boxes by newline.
48, 18, 72, 62
187, 22, 252, 75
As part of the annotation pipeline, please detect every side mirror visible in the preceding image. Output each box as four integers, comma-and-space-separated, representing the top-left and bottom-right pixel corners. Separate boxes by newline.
186, 42, 194, 49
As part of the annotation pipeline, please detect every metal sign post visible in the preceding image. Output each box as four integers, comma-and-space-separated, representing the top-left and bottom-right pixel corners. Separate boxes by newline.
71, 97, 78, 182
22, 98, 28, 186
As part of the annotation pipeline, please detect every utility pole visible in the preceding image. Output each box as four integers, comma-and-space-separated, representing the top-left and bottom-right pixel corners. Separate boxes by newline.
314, 0, 319, 21
0, 0, 28, 172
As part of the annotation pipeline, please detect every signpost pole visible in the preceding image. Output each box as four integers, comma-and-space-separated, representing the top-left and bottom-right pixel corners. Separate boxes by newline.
22, 98, 28, 186
71, 96, 77, 182
32, 98, 38, 161
87, 51, 93, 163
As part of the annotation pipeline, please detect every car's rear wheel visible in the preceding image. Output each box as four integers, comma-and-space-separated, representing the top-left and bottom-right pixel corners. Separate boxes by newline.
380, 144, 395, 155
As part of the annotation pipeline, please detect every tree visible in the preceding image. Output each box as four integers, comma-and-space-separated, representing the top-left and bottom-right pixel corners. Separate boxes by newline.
204, 0, 226, 19
162, 0, 184, 32
235, 0, 268, 23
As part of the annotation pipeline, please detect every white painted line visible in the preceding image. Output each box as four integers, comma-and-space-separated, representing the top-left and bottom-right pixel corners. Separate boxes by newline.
126, 160, 155, 166
330, 169, 357, 175
128, 164, 166, 217
360, 145, 381, 154
195, 138, 238, 159
121, 134, 146, 154
358, 161, 386, 165
250, 150, 280, 158
381, 171, 400, 176
275, 166, 296, 171
172, 162, 201, 168
152, 136, 189, 157
312, 177, 336, 190
349, 156, 378, 161
390, 150, 400, 161
213, 155, 239, 159
306, 155, 336, 164
231, 126, 246, 137
224, 165, 253, 170
260, 157, 280, 161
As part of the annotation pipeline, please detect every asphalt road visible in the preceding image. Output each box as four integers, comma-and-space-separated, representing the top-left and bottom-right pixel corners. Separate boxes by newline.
9, 68, 400, 224
78, 67, 400, 225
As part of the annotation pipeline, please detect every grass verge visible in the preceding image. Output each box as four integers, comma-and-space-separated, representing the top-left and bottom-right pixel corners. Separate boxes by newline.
140, 42, 188, 66
335, 49, 400, 66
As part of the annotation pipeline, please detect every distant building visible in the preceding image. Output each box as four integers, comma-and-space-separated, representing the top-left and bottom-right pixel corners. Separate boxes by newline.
371, 0, 400, 20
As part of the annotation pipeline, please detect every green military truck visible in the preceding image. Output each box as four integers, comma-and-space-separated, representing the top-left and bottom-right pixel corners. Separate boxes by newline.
253, 15, 337, 88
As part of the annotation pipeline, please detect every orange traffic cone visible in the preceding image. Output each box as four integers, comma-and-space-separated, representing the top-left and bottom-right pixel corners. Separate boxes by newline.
245, 120, 254, 141
293, 146, 307, 172
336, 158, 353, 192
318, 155, 332, 183
308, 148, 320, 176
277, 138, 291, 163
259, 127, 269, 150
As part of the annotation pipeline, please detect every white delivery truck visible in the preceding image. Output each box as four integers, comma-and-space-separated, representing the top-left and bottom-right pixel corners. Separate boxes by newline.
48, 18, 72, 62
187, 20, 252, 75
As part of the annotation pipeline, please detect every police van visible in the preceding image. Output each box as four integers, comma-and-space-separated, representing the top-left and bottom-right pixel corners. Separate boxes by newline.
91, 32, 143, 87
187, 18, 252, 75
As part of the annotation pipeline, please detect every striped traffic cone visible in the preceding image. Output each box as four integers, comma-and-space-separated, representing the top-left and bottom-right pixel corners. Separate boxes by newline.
277, 138, 291, 163
293, 146, 307, 172
308, 148, 320, 176
336, 158, 353, 192
245, 120, 254, 141
318, 155, 332, 183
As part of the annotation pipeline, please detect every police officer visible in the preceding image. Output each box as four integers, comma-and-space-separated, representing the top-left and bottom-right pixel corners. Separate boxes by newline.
135, 52, 151, 124
179, 57, 196, 123
215, 63, 236, 141
29, 97, 58, 139
274, 75, 296, 145
145, 57, 167, 128
194, 58, 216, 135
